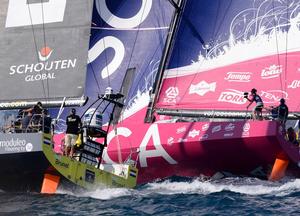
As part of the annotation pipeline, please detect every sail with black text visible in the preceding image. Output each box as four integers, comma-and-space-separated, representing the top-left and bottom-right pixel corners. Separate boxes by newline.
0, 0, 94, 192
0, 0, 93, 109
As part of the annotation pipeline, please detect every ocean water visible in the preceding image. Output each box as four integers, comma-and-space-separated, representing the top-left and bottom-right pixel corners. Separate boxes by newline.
1, 177, 300, 216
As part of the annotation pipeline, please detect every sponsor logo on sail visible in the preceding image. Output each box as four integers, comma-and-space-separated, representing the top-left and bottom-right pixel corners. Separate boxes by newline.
38, 47, 53, 62
188, 129, 200, 138
224, 72, 252, 82
6, 0, 67, 28
260, 90, 288, 103
189, 81, 216, 96
287, 80, 300, 89
261, 65, 282, 79
225, 123, 235, 132
218, 89, 246, 104
163, 87, 179, 104
9, 47, 77, 82
212, 125, 221, 133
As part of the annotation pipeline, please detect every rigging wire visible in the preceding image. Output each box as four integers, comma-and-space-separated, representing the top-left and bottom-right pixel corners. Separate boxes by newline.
284, 0, 290, 94
124, 0, 148, 76
112, 1, 150, 161
26, 3, 47, 100
89, 1, 149, 163
173, 0, 233, 106
87, 55, 102, 93
272, 0, 284, 98
95, 7, 111, 88
40, 0, 50, 100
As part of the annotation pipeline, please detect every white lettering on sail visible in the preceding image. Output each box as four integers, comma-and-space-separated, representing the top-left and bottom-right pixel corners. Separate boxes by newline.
103, 127, 132, 164
189, 81, 216, 96
224, 72, 252, 82
218, 89, 246, 104
163, 87, 179, 104
96, 0, 152, 28
88, 36, 125, 79
9, 47, 77, 82
261, 65, 282, 79
139, 124, 177, 167
5, 0, 67, 28
288, 80, 300, 89
260, 90, 288, 103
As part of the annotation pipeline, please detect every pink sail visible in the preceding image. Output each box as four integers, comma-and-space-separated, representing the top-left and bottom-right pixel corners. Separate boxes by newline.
157, 52, 300, 112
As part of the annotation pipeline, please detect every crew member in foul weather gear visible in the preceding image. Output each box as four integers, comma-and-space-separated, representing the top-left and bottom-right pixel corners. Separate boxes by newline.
246, 88, 264, 120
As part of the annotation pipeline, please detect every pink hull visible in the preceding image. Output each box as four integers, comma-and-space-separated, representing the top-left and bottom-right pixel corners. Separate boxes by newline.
53, 107, 300, 184
56, 106, 300, 183
107, 111, 300, 183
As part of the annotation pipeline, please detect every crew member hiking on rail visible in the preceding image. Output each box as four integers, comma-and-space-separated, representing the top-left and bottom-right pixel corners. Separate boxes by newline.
246, 88, 264, 120
64, 108, 82, 157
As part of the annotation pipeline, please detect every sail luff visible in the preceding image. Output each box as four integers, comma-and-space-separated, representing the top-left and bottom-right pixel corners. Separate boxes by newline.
144, 0, 185, 123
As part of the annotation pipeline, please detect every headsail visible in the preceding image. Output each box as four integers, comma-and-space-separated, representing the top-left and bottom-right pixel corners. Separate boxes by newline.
155, 0, 300, 117
0, 0, 93, 109
83, 0, 175, 122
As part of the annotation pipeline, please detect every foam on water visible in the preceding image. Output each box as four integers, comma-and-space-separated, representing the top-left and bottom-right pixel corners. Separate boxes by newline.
55, 177, 300, 200
56, 185, 133, 200
143, 177, 300, 197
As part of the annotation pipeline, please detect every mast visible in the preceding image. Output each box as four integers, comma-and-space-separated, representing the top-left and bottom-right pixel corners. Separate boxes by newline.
144, 0, 185, 123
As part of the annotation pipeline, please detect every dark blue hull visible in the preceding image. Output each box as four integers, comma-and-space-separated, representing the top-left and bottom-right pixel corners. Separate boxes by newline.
0, 151, 50, 192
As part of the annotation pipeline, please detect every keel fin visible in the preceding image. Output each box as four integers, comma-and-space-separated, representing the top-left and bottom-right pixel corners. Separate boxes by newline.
269, 151, 289, 181
41, 173, 60, 194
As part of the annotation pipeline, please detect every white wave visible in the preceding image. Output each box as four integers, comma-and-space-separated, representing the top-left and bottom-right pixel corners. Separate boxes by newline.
55, 177, 300, 200
143, 178, 300, 196
82, 187, 133, 200
56, 186, 133, 200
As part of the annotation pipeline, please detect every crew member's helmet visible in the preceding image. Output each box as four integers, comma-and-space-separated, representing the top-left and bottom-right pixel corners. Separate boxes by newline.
280, 98, 285, 104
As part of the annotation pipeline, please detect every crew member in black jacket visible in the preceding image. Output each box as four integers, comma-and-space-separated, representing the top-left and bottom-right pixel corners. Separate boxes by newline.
64, 108, 82, 157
